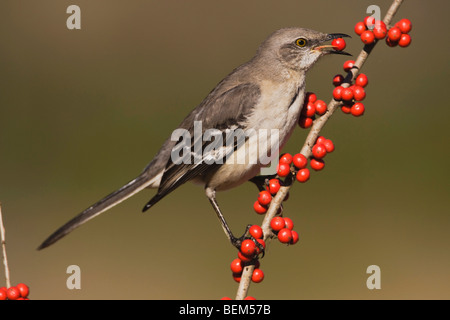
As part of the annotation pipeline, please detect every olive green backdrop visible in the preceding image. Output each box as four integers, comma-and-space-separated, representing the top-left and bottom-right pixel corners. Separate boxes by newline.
0, 0, 448, 299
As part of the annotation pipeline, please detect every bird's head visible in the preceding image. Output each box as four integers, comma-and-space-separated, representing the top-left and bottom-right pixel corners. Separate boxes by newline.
257, 27, 351, 72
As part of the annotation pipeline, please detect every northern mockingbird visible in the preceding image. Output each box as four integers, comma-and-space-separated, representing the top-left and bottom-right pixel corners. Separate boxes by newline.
38, 28, 350, 250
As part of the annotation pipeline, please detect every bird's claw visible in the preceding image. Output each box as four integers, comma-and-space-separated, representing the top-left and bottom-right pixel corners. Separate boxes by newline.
231, 224, 265, 259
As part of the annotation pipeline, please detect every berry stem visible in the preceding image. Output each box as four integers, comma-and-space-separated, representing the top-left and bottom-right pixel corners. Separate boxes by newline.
234, 0, 405, 300
0, 203, 11, 288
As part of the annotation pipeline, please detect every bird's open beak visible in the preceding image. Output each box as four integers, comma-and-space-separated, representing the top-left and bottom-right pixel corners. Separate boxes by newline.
313, 33, 352, 56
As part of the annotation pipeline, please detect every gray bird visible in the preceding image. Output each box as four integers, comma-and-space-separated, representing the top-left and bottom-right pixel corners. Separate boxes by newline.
38, 28, 350, 250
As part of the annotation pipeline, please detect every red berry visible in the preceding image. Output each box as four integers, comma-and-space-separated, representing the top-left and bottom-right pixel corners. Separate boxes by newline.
244, 296, 256, 300
283, 217, 294, 230
355, 74, 368, 87
343, 60, 355, 72
0, 289, 6, 300
323, 139, 335, 153
267, 179, 281, 195
7, 287, 21, 300
252, 268, 264, 283
298, 116, 313, 129
341, 103, 352, 114
341, 87, 354, 101
314, 100, 327, 115
351, 102, 365, 117
364, 16, 376, 29
373, 24, 387, 40
310, 158, 325, 171
396, 18, 412, 34
373, 28, 387, 40
360, 30, 375, 44
253, 200, 267, 215
290, 230, 299, 245
232, 272, 242, 283
332, 74, 344, 86
221, 297, 232, 300
277, 228, 293, 243
276, 162, 291, 177
398, 33, 411, 47
240, 239, 257, 257
296, 168, 310, 183
354, 21, 366, 36
249, 225, 263, 239
16, 283, 29, 298
353, 86, 366, 101
331, 38, 346, 51
316, 136, 326, 145
279, 153, 293, 165
388, 27, 402, 41
312, 143, 327, 159
230, 258, 243, 274
258, 190, 272, 206
305, 92, 317, 103
374, 20, 387, 30
293, 153, 307, 169
301, 102, 316, 117
270, 216, 286, 232
333, 86, 343, 100
385, 37, 398, 47
238, 251, 252, 262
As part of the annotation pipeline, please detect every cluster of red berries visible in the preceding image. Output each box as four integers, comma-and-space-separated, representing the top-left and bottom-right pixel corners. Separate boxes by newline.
332, 62, 368, 117
355, 16, 412, 47
310, 136, 334, 171
253, 176, 289, 215
272, 137, 334, 185
270, 216, 299, 244
255, 151, 323, 209
232, 216, 301, 285
0, 284, 30, 300
236, 154, 315, 286
298, 92, 327, 129
230, 225, 265, 284
290, 137, 334, 176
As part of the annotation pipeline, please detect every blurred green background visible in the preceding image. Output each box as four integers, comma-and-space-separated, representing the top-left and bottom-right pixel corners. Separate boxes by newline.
0, 0, 448, 300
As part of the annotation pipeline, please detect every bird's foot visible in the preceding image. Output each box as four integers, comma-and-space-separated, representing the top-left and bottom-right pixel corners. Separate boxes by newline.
249, 174, 277, 192
230, 224, 265, 259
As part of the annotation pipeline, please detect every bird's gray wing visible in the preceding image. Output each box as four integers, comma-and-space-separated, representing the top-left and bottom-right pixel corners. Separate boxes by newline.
143, 82, 261, 211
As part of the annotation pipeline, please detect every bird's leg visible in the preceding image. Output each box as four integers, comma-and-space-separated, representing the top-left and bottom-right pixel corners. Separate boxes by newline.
207, 191, 238, 246
205, 187, 264, 255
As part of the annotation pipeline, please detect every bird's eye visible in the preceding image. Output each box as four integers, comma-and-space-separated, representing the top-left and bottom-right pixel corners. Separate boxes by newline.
295, 38, 307, 47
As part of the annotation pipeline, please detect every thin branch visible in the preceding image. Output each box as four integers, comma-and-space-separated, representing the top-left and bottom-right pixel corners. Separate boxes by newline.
235, 264, 254, 300
0, 203, 11, 288
384, 0, 404, 26
235, 0, 404, 299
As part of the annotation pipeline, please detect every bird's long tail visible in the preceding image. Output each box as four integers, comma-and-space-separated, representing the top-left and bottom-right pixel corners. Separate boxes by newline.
37, 171, 157, 250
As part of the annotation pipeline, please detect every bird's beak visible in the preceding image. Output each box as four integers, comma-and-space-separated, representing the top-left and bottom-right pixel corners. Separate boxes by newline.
313, 33, 352, 56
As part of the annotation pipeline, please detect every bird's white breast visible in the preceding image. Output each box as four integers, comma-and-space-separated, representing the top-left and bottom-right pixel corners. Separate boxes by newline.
204, 77, 306, 191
